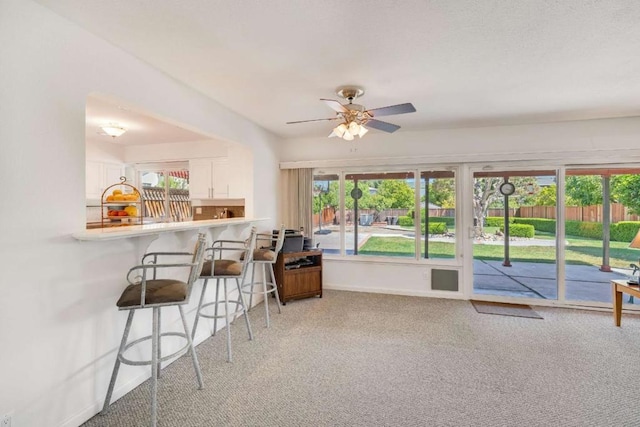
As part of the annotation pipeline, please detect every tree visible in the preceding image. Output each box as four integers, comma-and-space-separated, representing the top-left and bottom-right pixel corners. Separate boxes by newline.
532, 184, 557, 206
473, 176, 539, 235
429, 178, 455, 208
376, 180, 414, 209
565, 176, 602, 206
612, 174, 640, 214
473, 178, 502, 234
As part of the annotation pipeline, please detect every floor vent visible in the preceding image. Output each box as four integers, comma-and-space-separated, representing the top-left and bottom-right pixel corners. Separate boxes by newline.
431, 269, 459, 292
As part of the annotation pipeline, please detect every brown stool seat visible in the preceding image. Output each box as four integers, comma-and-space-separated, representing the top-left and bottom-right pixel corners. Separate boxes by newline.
201, 259, 243, 277
241, 249, 276, 262
116, 279, 187, 308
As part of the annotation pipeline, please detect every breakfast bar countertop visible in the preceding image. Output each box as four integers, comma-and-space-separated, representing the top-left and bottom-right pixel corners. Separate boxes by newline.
72, 217, 268, 241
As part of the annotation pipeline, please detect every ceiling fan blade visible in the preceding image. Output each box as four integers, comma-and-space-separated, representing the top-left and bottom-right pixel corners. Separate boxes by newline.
320, 98, 348, 113
365, 119, 401, 133
286, 117, 339, 124
366, 103, 416, 117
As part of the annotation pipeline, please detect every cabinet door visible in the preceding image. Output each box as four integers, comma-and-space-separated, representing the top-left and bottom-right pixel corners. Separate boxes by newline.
86, 161, 103, 199
189, 159, 213, 198
104, 164, 125, 189
212, 160, 231, 198
86, 162, 125, 199
226, 157, 246, 198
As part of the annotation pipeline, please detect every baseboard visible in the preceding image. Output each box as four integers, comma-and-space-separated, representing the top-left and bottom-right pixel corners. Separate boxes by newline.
323, 284, 466, 299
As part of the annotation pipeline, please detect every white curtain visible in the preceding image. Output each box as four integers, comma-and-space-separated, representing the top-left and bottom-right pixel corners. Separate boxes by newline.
282, 168, 313, 235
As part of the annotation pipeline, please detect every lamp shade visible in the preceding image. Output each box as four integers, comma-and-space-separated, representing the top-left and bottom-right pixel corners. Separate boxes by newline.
629, 228, 640, 249
348, 121, 361, 136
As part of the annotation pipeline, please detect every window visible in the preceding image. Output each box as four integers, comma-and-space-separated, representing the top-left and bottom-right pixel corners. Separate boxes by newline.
312, 168, 456, 260
136, 162, 191, 222
421, 170, 456, 259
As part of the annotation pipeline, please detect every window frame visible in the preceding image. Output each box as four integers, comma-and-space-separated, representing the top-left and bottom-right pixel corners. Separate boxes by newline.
313, 165, 460, 265
134, 161, 190, 223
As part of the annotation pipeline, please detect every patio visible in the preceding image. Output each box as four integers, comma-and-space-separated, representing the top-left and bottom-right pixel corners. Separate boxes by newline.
312, 225, 640, 306
474, 259, 640, 305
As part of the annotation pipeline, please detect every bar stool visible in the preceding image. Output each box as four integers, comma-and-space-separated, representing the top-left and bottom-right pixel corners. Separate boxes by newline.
242, 224, 286, 328
102, 233, 207, 427
192, 227, 256, 362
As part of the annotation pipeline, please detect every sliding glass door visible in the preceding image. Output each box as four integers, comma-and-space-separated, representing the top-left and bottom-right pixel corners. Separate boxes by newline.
564, 168, 640, 306
472, 170, 558, 301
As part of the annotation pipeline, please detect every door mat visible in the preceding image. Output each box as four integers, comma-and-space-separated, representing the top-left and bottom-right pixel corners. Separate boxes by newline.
470, 300, 543, 319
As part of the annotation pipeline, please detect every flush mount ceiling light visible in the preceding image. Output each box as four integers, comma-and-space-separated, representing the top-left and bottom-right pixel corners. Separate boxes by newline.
286, 86, 416, 141
101, 123, 127, 138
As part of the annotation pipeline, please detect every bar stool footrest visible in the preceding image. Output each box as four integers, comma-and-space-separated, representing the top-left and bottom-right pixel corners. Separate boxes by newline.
197, 300, 246, 319
119, 332, 191, 366
241, 283, 278, 295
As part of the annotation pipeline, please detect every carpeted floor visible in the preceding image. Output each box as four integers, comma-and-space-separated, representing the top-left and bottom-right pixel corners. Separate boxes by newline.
85, 290, 640, 427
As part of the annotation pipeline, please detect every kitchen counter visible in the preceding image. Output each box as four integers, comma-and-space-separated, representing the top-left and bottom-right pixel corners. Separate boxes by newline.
73, 217, 268, 241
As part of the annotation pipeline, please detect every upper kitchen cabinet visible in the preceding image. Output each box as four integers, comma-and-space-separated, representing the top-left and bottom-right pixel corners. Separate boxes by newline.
189, 157, 246, 199
86, 161, 125, 200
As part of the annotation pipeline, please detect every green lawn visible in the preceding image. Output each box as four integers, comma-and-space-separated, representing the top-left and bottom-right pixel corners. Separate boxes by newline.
359, 235, 640, 268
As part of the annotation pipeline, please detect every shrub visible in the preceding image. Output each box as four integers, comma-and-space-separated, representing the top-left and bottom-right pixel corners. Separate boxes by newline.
485, 216, 515, 227
565, 220, 602, 239
398, 216, 413, 227
430, 217, 455, 226
406, 209, 455, 225
611, 221, 640, 242
500, 223, 535, 238
400, 217, 447, 234
513, 218, 556, 234
425, 222, 448, 235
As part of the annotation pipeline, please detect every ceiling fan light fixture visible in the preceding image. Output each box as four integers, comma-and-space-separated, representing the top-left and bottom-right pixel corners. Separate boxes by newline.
286, 86, 416, 140
348, 121, 361, 136
101, 123, 127, 138
330, 123, 348, 138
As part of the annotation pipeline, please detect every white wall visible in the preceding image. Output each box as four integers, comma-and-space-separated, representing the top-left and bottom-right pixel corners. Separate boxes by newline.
0, 1, 280, 426
279, 116, 640, 298
86, 139, 126, 164
124, 139, 229, 163
280, 116, 640, 167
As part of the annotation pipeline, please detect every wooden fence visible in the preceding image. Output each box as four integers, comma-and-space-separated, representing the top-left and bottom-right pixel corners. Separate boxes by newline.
313, 208, 458, 227
312, 203, 640, 227
513, 203, 640, 222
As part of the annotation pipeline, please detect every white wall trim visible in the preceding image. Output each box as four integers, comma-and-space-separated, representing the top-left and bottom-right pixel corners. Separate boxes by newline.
280, 147, 640, 170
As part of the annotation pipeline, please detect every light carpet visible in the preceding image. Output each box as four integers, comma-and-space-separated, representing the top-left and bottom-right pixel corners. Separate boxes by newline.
85, 290, 640, 427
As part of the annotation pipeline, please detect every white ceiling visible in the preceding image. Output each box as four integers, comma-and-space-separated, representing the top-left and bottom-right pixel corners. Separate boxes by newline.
41, 0, 640, 140
86, 95, 210, 145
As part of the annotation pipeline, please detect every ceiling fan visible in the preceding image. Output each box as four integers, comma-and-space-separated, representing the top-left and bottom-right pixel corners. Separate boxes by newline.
286, 86, 416, 140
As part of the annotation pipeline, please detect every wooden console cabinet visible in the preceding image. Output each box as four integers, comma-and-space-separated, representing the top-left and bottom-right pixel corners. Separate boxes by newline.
273, 249, 322, 305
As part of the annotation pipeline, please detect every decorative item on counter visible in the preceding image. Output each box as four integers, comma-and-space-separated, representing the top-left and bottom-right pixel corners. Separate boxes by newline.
100, 176, 143, 228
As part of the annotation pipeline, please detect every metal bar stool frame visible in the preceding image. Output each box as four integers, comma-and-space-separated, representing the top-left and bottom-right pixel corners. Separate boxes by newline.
192, 227, 257, 362
101, 233, 207, 427
242, 224, 286, 328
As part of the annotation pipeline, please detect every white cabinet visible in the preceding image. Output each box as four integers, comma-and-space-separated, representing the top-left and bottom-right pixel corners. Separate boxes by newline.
189, 157, 245, 199
86, 161, 125, 200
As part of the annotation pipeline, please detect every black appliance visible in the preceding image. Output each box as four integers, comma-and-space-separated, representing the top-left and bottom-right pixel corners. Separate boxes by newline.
272, 229, 304, 253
